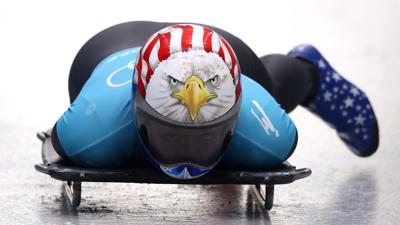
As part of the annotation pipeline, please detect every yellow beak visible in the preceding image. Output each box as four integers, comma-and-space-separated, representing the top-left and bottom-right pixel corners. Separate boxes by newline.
171, 76, 217, 121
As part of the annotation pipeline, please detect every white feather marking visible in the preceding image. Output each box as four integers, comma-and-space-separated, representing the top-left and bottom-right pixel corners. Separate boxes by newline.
145, 50, 236, 123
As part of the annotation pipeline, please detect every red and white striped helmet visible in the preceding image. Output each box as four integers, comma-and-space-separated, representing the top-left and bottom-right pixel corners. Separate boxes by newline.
133, 24, 241, 99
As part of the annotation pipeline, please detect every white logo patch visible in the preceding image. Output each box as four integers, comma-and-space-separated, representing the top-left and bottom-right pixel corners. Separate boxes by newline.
250, 100, 279, 138
106, 61, 134, 88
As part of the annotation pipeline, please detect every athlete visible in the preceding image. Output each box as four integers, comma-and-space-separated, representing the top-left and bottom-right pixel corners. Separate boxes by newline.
50, 21, 379, 179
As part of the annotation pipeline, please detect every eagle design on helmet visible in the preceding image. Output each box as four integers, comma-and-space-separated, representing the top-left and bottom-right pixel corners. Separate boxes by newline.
133, 24, 241, 123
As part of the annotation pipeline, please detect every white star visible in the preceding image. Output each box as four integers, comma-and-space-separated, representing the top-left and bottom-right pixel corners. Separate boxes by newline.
333, 87, 339, 92
332, 72, 341, 82
342, 111, 348, 117
344, 97, 354, 108
159, 166, 195, 179
347, 119, 352, 124
350, 87, 360, 96
366, 104, 371, 109
323, 91, 332, 102
343, 84, 348, 90
318, 59, 326, 69
363, 134, 368, 140
355, 128, 360, 134
354, 114, 366, 125
325, 77, 331, 82
177, 168, 192, 179
330, 105, 336, 110
321, 84, 326, 89
356, 105, 362, 111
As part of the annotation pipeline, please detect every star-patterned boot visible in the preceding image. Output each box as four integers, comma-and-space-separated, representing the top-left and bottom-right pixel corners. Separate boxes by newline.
288, 44, 379, 156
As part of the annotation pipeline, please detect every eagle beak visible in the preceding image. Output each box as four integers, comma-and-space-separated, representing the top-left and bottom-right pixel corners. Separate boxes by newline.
171, 76, 217, 121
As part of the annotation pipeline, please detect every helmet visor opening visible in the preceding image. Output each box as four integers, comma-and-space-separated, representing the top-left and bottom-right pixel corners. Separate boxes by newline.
135, 92, 240, 167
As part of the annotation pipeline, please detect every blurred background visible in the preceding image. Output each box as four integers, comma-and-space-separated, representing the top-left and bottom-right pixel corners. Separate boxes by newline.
0, 0, 399, 224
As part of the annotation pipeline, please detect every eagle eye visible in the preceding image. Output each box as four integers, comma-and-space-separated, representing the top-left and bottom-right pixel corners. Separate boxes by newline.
169, 75, 178, 87
209, 75, 219, 87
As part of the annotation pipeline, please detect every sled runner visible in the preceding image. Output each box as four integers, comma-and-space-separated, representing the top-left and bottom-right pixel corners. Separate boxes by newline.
35, 130, 311, 210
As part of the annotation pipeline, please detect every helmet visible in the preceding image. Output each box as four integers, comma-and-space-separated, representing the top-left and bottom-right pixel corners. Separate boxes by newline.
133, 24, 241, 179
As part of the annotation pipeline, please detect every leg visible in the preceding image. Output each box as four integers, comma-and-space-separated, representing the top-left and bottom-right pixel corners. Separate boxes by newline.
258, 45, 379, 156
259, 54, 319, 112
286, 45, 379, 156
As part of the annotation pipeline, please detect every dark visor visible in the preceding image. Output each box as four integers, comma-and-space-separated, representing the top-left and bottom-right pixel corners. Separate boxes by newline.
134, 92, 241, 167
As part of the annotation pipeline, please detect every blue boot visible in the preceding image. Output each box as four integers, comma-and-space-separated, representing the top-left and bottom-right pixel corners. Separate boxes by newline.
288, 44, 379, 156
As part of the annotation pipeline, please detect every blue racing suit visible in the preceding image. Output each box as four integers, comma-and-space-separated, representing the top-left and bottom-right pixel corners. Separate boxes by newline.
55, 47, 297, 170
